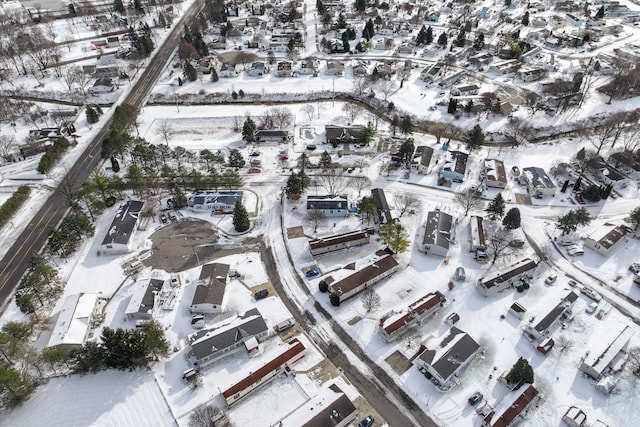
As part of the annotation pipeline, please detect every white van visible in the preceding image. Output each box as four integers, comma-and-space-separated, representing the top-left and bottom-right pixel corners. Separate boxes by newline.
558, 237, 575, 246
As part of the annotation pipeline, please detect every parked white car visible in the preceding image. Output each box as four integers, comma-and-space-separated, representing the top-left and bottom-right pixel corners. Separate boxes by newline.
581, 287, 602, 302
544, 274, 557, 285
566, 245, 584, 256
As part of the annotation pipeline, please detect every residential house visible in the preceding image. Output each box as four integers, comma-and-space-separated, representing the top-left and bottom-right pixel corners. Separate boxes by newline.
397, 43, 415, 55
47, 293, 98, 349
482, 384, 540, 427
297, 59, 317, 75
222, 338, 306, 406
414, 327, 480, 389
438, 71, 465, 88
378, 25, 394, 36
325, 125, 364, 145
106, 36, 121, 48
411, 145, 434, 174
90, 39, 108, 50
584, 225, 628, 256
580, 325, 634, 379
518, 67, 547, 82
524, 291, 579, 340
101, 200, 144, 254
247, 61, 266, 77
190, 263, 230, 315
469, 215, 487, 261
275, 383, 357, 427
325, 60, 345, 76
188, 191, 243, 213
94, 65, 120, 78
306, 195, 349, 217
420, 211, 454, 256
276, 61, 293, 77
489, 59, 521, 75
439, 150, 468, 182
255, 129, 291, 143
327, 249, 399, 303
562, 406, 587, 427
379, 291, 446, 341
607, 150, 640, 180
451, 84, 480, 97
89, 78, 115, 94
477, 258, 539, 296
420, 62, 445, 83
195, 57, 213, 73
188, 308, 269, 368
219, 62, 239, 78
308, 228, 374, 256
565, 13, 584, 26
484, 159, 507, 188
521, 166, 556, 197
371, 188, 392, 224
125, 278, 164, 320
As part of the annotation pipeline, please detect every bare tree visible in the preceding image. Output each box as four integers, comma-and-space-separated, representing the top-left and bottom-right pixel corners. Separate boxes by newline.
404, 327, 422, 349
377, 79, 397, 101
354, 158, 369, 171
505, 117, 534, 146
0, 135, 15, 161
394, 193, 421, 218
232, 116, 242, 132
455, 187, 483, 216
234, 52, 258, 71
522, 91, 544, 115
317, 168, 349, 195
350, 175, 371, 197
271, 107, 294, 129
485, 226, 515, 265
156, 119, 173, 146
627, 346, 640, 376
352, 76, 372, 96
555, 335, 573, 353
574, 147, 599, 175
621, 125, 640, 152
342, 103, 360, 122
303, 104, 315, 121
188, 403, 225, 427
361, 287, 381, 312
305, 209, 327, 233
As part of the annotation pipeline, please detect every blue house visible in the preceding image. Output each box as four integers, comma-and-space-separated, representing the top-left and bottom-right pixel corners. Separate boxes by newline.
247, 62, 266, 76
306, 195, 349, 217
439, 150, 468, 182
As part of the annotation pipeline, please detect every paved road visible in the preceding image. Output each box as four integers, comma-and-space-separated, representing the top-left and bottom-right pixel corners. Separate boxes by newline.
0, 0, 205, 309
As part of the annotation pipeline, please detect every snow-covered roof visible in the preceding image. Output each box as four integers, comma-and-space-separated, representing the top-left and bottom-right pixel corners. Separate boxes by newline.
124, 278, 163, 317
276, 383, 356, 427
47, 293, 97, 348
581, 325, 634, 378
523, 166, 556, 189
484, 158, 507, 185
423, 210, 453, 250
585, 225, 628, 249
101, 200, 144, 246
418, 327, 480, 383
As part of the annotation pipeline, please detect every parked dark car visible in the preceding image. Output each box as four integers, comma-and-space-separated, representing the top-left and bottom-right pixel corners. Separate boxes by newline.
509, 239, 525, 248
468, 391, 483, 406
305, 267, 321, 277
357, 415, 374, 427
254, 289, 269, 300
159, 213, 168, 224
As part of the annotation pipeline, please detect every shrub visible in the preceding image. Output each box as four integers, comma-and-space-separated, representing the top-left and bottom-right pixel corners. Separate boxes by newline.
0, 185, 30, 228
329, 292, 340, 306
319, 280, 328, 292
37, 137, 70, 174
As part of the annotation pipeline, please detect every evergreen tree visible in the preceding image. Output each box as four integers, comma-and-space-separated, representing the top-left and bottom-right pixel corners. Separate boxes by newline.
437, 32, 448, 47
354, 0, 366, 12
401, 115, 413, 134
425, 26, 433, 45
228, 148, 245, 168
455, 29, 466, 47
398, 138, 415, 165
232, 200, 250, 232
504, 0, 512, 7
358, 123, 376, 146
210, 67, 219, 82
365, 20, 375, 40
379, 222, 409, 254
503, 207, 521, 229
486, 193, 505, 220
113, 0, 125, 14
557, 207, 592, 235
86, 106, 100, 124
561, 179, 569, 193
595, 5, 605, 19
342, 31, 350, 52
316, 0, 325, 14
522, 11, 530, 26
466, 124, 485, 151
337, 13, 347, 29
573, 176, 582, 192
506, 357, 534, 385
183, 61, 197, 82
285, 172, 303, 199
242, 117, 256, 142
447, 98, 458, 114
330, 292, 340, 306
319, 151, 332, 169
473, 33, 485, 50
416, 25, 427, 45
171, 185, 188, 209
582, 184, 601, 202
626, 206, 640, 231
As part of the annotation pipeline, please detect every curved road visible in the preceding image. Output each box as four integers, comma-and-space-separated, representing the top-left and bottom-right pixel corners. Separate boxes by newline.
0, 0, 205, 309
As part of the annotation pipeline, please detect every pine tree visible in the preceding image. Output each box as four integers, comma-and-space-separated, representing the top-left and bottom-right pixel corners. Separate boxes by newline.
626, 206, 640, 231
506, 357, 534, 385
473, 33, 484, 50
561, 180, 569, 193
425, 26, 433, 45
183, 61, 197, 82
210, 67, 219, 82
503, 207, 521, 229
113, 0, 125, 14
573, 176, 582, 192
455, 29, 466, 47
319, 151, 332, 169
242, 117, 256, 142
398, 138, 415, 165
595, 5, 605, 19
447, 98, 458, 114
416, 25, 427, 45
401, 115, 413, 134
285, 172, 303, 199
228, 148, 245, 168
233, 201, 250, 232
486, 193, 505, 220
466, 124, 485, 151
522, 11, 530, 26
86, 106, 100, 124
437, 32, 448, 47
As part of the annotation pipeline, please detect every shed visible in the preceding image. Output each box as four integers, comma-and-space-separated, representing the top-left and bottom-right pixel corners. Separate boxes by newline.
509, 302, 526, 320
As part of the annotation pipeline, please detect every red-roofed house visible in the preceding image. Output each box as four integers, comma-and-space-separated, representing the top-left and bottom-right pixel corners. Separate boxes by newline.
482, 384, 540, 427
221, 338, 306, 406
379, 291, 446, 341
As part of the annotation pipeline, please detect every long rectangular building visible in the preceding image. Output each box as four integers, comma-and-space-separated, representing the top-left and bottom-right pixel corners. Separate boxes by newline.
477, 258, 538, 296
308, 228, 374, 256
580, 325, 634, 379
379, 291, 446, 341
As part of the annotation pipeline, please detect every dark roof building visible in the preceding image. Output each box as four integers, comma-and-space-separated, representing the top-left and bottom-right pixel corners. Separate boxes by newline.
477, 258, 538, 296
306, 195, 349, 217
525, 291, 579, 340
308, 228, 374, 256
325, 125, 364, 145
420, 211, 454, 256
125, 278, 164, 320
276, 383, 357, 427
482, 384, 540, 427
371, 188, 392, 224
101, 200, 144, 254
190, 263, 230, 314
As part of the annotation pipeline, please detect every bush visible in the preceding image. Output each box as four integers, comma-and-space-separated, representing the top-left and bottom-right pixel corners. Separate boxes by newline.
582, 184, 602, 202
0, 185, 30, 229
329, 292, 340, 306
105, 196, 116, 207
319, 280, 328, 292
37, 137, 70, 174
231, 90, 238, 100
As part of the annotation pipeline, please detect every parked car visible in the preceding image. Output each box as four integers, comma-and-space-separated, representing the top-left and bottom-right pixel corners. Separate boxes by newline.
168, 211, 178, 223
357, 415, 374, 427
558, 237, 576, 246
468, 392, 483, 406
249, 151, 260, 157
545, 274, 557, 285
254, 289, 269, 300
566, 245, 584, 256
568, 279, 579, 288
306, 144, 316, 150
586, 302, 599, 314
511, 166, 521, 176
248, 167, 262, 174
305, 267, 321, 277
581, 287, 602, 302
574, 193, 585, 205
159, 213, 168, 224
629, 263, 640, 274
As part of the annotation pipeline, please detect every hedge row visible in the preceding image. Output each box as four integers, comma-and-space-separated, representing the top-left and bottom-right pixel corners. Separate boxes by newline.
0, 185, 31, 228
37, 137, 70, 174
